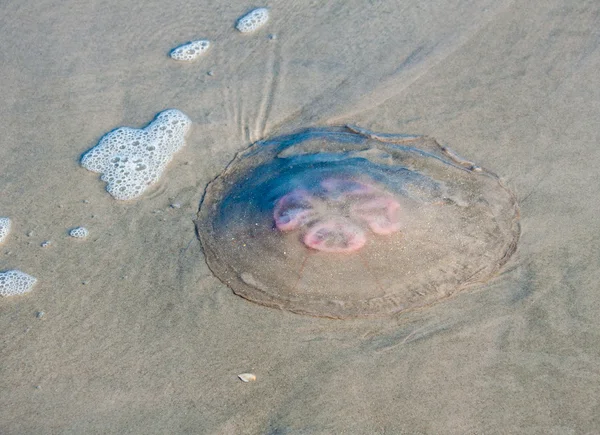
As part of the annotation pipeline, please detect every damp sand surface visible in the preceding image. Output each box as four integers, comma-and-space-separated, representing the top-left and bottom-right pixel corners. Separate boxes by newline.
1, 0, 600, 433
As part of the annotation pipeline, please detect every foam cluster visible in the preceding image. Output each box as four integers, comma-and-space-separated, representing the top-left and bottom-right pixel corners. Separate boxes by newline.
0, 270, 37, 297
0, 217, 10, 244
236, 8, 269, 33
69, 227, 89, 238
81, 109, 192, 200
170, 40, 210, 61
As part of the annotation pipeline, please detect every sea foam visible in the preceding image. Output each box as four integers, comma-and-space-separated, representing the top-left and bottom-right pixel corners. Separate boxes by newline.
81, 109, 191, 200
236, 8, 269, 33
0, 217, 10, 244
69, 227, 89, 238
0, 270, 37, 297
170, 40, 210, 61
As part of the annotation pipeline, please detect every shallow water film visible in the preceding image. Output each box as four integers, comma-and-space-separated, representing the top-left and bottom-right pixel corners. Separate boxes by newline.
196, 127, 519, 318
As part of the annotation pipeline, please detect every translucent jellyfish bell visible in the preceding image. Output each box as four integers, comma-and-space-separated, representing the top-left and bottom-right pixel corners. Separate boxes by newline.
196, 127, 520, 318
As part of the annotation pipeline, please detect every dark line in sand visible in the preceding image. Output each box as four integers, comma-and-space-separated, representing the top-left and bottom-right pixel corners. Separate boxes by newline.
292, 253, 310, 293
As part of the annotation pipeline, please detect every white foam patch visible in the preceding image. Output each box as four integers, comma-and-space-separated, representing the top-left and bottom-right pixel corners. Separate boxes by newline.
81, 109, 192, 201
0, 270, 37, 297
69, 227, 89, 238
236, 8, 269, 33
170, 40, 210, 61
0, 217, 10, 244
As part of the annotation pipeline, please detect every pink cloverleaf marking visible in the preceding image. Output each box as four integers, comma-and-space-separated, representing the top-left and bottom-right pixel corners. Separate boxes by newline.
351, 196, 402, 235
303, 218, 367, 253
275, 177, 401, 253
274, 189, 316, 231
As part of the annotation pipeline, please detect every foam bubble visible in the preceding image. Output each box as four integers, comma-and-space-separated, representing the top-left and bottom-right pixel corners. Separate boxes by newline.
0, 217, 10, 244
0, 270, 37, 297
69, 227, 89, 238
236, 8, 269, 33
170, 40, 210, 61
81, 109, 192, 200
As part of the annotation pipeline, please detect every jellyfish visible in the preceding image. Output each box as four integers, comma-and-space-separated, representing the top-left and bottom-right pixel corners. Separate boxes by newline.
196, 126, 519, 318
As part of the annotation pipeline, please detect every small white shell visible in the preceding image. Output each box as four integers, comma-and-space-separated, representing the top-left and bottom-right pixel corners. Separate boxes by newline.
238, 373, 257, 383
170, 40, 211, 61
236, 8, 269, 33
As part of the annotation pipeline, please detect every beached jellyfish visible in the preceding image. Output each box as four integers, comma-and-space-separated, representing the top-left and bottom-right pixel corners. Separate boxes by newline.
196, 126, 519, 318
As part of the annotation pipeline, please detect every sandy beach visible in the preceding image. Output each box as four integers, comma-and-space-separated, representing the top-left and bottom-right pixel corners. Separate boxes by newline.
1, 0, 599, 433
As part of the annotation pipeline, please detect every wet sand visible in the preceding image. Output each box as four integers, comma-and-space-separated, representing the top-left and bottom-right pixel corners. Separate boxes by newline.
1, 0, 599, 433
